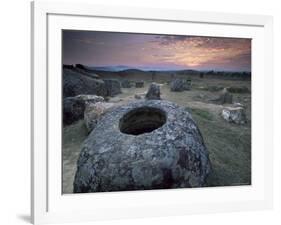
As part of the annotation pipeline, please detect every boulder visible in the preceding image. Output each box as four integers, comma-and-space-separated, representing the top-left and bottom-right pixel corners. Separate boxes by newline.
145, 83, 161, 100
135, 81, 144, 88
219, 88, 233, 104
63, 95, 104, 125
134, 94, 142, 99
63, 68, 106, 97
185, 79, 192, 90
74, 100, 211, 193
84, 102, 115, 132
221, 107, 247, 124
103, 79, 122, 97
170, 78, 191, 92
121, 80, 133, 88
233, 102, 244, 108
210, 88, 233, 104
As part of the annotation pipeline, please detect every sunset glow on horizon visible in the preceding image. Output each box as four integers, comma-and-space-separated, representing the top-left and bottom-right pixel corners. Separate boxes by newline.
63, 30, 251, 72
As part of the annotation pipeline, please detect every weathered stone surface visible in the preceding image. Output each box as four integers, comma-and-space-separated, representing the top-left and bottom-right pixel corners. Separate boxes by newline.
74, 100, 211, 193
135, 81, 144, 88
84, 102, 115, 132
219, 88, 233, 104
221, 107, 247, 124
63, 95, 104, 125
103, 79, 122, 97
134, 94, 142, 99
63, 68, 106, 97
184, 79, 192, 90
233, 102, 244, 108
170, 79, 191, 92
145, 83, 161, 100
210, 88, 233, 104
121, 80, 133, 88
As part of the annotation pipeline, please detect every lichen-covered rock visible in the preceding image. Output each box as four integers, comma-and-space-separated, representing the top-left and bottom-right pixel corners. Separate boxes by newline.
74, 100, 211, 193
135, 81, 144, 88
184, 79, 192, 90
84, 102, 115, 132
121, 80, 133, 88
103, 79, 122, 97
63, 68, 106, 97
170, 79, 191, 92
220, 88, 233, 104
210, 88, 233, 104
221, 107, 247, 124
134, 94, 142, 99
145, 83, 161, 100
63, 95, 104, 125
233, 102, 244, 108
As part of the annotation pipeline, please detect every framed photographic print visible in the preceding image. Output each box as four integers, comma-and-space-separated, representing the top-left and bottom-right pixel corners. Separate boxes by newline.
31, 1, 273, 224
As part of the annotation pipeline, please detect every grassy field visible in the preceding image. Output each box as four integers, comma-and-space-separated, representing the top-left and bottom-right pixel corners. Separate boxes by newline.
62, 77, 251, 193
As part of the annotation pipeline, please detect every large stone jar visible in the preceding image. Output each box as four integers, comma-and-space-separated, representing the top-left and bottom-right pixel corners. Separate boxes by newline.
74, 100, 211, 193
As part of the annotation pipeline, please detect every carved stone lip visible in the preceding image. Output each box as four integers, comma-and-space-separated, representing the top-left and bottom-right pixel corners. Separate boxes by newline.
119, 106, 167, 136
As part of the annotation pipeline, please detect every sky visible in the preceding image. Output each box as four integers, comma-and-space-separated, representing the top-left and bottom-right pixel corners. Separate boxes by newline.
63, 30, 251, 72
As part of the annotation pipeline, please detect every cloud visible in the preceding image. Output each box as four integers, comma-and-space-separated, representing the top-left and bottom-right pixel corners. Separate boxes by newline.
154, 35, 192, 45
76, 38, 104, 45
149, 35, 251, 69
63, 30, 251, 71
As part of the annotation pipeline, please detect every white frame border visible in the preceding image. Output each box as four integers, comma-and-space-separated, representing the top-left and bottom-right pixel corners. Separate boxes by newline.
31, 1, 273, 224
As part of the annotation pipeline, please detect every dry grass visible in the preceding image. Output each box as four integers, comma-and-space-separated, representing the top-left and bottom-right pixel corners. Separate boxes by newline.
62, 120, 88, 193
62, 77, 251, 193
190, 107, 251, 186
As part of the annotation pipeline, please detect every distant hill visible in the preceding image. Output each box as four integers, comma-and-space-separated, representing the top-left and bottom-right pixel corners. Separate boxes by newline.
88, 65, 134, 72
86, 65, 195, 72
63, 64, 251, 81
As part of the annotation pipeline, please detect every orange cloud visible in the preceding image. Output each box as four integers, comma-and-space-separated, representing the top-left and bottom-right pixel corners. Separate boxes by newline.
152, 36, 251, 69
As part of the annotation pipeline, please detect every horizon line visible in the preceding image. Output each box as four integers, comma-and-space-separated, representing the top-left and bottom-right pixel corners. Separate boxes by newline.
63, 64, 251, 73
